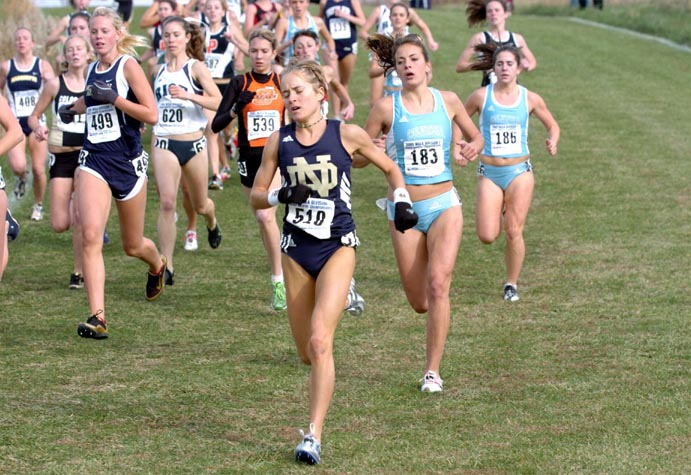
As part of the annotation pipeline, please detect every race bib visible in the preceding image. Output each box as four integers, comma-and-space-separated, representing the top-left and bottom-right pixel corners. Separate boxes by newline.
403, 139, 444, 177
86, 104, 120, 144
237, 159, 247, 177
78, 149, 88, 166
160, 104, 184, 128
329, 17, 351, 40
489, 123, 522, 156
14, 90, 39, 117
205, 53, 230, 78
247, 110, 280, 141
286, 198, 334, 239
131, 152, 149, 178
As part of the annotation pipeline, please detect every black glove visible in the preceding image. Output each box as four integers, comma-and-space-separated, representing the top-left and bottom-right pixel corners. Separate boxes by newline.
232, 90, 256, 114
278, 184, 311, 204
58, 103, 77, 124
394, 201, 418, 233
86, 80, 118, 104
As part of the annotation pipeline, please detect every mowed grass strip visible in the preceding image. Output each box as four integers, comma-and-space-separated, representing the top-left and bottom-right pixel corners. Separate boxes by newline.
1, 4, 690, 474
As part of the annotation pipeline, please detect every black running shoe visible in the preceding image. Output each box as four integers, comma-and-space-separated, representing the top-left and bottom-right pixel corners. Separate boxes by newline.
207, 223, 222, 249
69, 272, 84, 290
165, 267, 174, 286
503, 284, 519, 302
6, 209, 19, 242
14, 176, 26, 200
146, 256, 167, 301
77, 310, 108, 339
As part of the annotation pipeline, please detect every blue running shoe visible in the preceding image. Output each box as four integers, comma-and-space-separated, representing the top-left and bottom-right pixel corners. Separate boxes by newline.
6, 209, 19, 242
295, 426, 321, 465
103, 229, 110, 244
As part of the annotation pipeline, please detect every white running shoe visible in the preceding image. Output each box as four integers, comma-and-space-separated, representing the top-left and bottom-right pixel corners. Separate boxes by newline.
420, 370, 444, 393
30, 203, 43, 221
345, 278, 365, 316
295, 424, 321, 465
183, 230, 198, 251
375, 197, 387, 212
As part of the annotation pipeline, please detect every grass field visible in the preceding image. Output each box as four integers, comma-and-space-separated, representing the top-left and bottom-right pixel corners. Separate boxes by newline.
1, 4, 691, 474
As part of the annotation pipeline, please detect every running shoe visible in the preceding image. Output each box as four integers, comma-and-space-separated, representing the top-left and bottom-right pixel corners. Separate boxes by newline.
271, 281, 287, 310
165, 267, 175, 286
220, 165, 232, 181
295, 426, 321, 465
30, 203, 43, 221
208, 175, 223, 190
77, 310, 108, 339
103, 229, 110, 244
69, 272, 84, 290
146, 256, 167, 301
14, 175, 26, 200
345, 278, 365, 316
375, 197, 387, 212
6, 209, 19, 242
503, 283, 520, 302
183, 230, 198, 251
420, 370, 444, 393
207, 223, 222, 249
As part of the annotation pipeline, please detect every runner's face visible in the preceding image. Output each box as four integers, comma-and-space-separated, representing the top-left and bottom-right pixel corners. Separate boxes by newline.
395, 43, 429, 88
65, 37, 90, 69
493, 50, 520, 83
90, 15, 120, 58
250, 37, 275, 72
14, 29, 34, 55
158, 2, 175, 19
281, 70, 323, 123
293, 36, 318, 61
290, 0, 308, 16
486, 1, 507, 27
74, 0, 90, 10
204, 0, 225, 23
163, 21, 189, 55
69, 17, 89, 36
390, 6, 408, 30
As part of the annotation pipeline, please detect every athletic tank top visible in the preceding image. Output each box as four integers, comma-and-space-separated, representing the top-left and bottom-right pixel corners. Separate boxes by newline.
284, 14, 318, 64
205, 23, 236, 79
376, 5, 392, 35
278, 120, 355, 239
480, 83, 530, 158
385, 88, 453, 185
83, 55, 143, 157
49, 75, 85, 147
384, 70, 402, 93
323, 0, 357, 46
237, 70, 284, 149
153, 59, 208, 137
6, 58, 43, 119
151, 25, 166, 58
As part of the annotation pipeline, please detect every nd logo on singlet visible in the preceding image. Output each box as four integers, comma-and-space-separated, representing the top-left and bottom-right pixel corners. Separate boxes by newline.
286, 155, 337, 198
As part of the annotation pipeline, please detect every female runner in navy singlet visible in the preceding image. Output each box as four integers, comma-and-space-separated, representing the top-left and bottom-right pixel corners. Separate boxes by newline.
58, 7, 167, 339
250, 59, 417, 465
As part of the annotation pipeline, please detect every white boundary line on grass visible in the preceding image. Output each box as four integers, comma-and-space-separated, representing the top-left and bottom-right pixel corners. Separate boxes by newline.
568, 17, 691, 53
